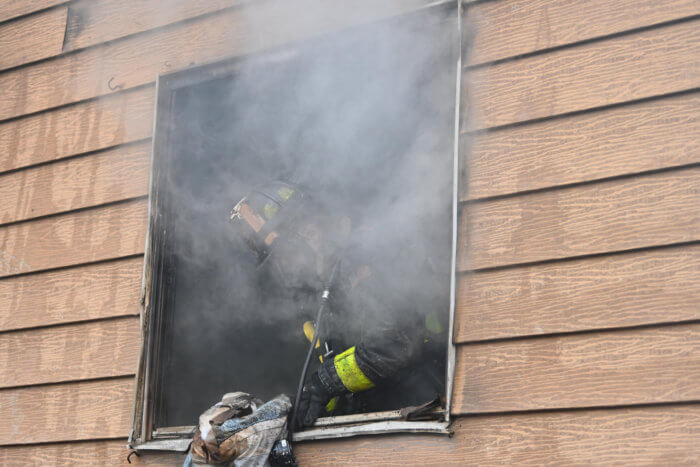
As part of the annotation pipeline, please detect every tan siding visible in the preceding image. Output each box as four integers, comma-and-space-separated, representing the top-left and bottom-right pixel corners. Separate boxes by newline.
0, 0, 433, 122
0, 6, 67, 71
2, 405, 698, 465
0, 440, 137, 466
467, 0, 700, 66
460, 167, 700, 270
465, 19, 700, 130
0, 0, 65, 23
0, 317, 140, 388
0, 86, 154, 173
456, 245, 700, 342
0, 257, 142, 332
63, 0, 243, 52
0, 439, 180, 465
452, 324, 700, 414
297, 405, 700, 466
0, 199, 147, 277
0, 0, 698, 463
0, 142, 150, 225
451, 4, 700, 465
0, 9, 245, 121
464, 92, 700, 200
0, 377, 134, 445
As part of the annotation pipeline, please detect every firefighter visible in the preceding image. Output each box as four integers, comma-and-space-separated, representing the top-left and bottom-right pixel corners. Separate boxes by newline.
229, 180, 446, 429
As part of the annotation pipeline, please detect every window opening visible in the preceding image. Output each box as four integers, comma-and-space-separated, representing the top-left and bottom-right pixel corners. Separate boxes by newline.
131, 0, 460, 450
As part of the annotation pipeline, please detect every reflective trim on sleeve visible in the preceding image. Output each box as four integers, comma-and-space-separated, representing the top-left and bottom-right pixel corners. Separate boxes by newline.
425, 311, 444, 334
325, 397, 337, 413
333, 346, 375, 393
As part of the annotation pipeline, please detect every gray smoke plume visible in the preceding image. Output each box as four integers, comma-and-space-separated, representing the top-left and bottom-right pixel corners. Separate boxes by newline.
146, 1, 463, 426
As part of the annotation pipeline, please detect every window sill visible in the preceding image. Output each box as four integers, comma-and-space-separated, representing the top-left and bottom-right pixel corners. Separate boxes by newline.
132, 408, 450, 452
131, 420, 451, 453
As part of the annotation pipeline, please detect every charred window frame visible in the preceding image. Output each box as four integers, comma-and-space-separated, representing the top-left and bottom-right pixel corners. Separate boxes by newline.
129, 0, 463, 452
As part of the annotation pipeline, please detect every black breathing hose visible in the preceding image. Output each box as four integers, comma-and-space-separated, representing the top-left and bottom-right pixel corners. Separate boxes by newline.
288, 258, 341, 438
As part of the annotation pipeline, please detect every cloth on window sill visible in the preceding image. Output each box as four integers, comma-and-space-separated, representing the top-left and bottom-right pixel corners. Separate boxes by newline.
184, 392, 291, 467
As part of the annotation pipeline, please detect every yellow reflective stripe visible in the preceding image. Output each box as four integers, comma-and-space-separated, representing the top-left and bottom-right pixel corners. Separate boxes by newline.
325, 397, 337, 413
302, 321, 323, 362
425, 312, 444, 334
278, 186, 294, 200
303, 321, 321, 349
334, 346, 375, 393
263, 203, 279, 220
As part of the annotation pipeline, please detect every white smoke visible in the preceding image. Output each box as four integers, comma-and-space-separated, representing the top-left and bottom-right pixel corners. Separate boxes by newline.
138, 0, 465, 425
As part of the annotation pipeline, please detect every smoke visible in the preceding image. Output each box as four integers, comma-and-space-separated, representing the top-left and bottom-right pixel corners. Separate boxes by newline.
143, 1, 462, 426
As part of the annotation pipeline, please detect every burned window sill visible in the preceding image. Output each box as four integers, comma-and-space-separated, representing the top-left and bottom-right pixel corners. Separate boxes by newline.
130, 0, 461, 453
132, 421, 451, 453
131, 409, 451, 452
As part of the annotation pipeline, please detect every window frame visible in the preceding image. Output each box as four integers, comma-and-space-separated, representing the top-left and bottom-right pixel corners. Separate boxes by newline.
128, 0, 461, 451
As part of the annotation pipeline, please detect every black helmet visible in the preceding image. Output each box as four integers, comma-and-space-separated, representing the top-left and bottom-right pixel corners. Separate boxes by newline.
229, 180, 308, 265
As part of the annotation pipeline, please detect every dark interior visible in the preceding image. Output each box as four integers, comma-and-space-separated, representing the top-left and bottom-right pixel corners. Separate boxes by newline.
152, 5, 457, 428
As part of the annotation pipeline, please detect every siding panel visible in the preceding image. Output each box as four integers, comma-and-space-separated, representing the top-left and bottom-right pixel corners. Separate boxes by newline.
0, 142, 151, 225
0, 9, 242, 121
296, 406, 700, 466
467, 0, 700, 65
460, 167, 700, 270
0, 6, 67, 70
0, 0, 65, 23
0, 199, 147, 277
0, 378, 134, 445
453, 324, 700, 414
465, 20, 700, 130
0, 317, 140, 388
464, 93, 700, 200
2, 406, 698, 464
0, 257, 142, 332
0, 0, 432, 122
0, 439, 179, 465
456, 245, 700, 342
0, 86, 154, 174
63, 0, 242, 52
1, 0, 698, 463
0, 440, 135, 466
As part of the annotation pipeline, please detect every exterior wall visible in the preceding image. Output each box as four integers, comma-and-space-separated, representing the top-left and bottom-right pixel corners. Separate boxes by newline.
0, 0, 698, 464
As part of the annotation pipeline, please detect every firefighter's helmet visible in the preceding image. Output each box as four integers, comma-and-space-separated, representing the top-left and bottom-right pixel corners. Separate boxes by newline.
229, 180, 309, 266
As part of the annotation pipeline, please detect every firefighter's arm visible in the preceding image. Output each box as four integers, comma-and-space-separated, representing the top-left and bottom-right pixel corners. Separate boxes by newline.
296, 326, 417, 429
317, 326, 417, 395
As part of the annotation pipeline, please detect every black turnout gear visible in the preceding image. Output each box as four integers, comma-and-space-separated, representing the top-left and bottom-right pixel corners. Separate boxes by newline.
294, 360, 342, 429
295, 243, 447, 427
230, 181, 448, 428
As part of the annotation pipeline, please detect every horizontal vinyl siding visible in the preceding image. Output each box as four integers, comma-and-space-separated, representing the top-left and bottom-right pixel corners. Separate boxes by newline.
460, 167, 700, 270
0, 256, 142, 332
0, 6, 67, 70
463, 92, 700, 200
0, 199, 148, 278
0, 85, 154, 173
466, 0, 700, 66
0, 0, 697, 465
453, 324, 700, 414
0, 0, 66, 24
465, 18, 700, 130
3, 405, 698, 465
0, 377, 135, 445
456, 245, 700, 341
0, 0, 434, 121
450, 0, 700, 463
0, 316, 140, 388
0, 141, 150, 225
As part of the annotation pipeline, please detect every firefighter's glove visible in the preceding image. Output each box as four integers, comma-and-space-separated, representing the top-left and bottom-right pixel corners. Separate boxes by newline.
295, 360, 346, 430
295, 373, 331, 430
